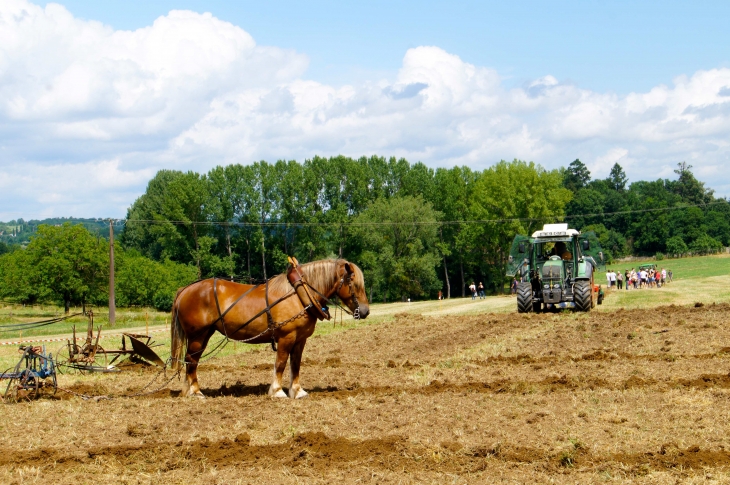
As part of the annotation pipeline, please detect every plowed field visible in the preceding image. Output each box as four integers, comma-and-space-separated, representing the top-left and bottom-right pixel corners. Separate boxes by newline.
3, 303, 730, 484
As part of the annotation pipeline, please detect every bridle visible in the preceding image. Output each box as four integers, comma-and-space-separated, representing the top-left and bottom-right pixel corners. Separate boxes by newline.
334, 271, 361, 320
305, 266, 361, 321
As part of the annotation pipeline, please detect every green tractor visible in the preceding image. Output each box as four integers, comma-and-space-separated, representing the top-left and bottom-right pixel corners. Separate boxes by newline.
506, 224, 605, 313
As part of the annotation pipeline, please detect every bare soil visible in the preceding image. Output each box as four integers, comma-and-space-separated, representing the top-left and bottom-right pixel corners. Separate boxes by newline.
3, 303, 730, 484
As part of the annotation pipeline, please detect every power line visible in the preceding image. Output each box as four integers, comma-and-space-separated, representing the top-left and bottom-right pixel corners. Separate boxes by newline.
120, 200, 728, 227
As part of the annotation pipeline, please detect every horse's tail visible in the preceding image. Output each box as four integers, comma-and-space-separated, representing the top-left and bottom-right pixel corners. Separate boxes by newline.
170, 287, 187, 372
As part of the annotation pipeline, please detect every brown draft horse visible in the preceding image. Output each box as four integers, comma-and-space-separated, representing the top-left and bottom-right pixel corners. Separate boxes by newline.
170, 259, 369, 398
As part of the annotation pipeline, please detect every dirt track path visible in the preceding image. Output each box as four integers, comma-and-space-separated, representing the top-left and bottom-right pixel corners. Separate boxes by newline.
0, 324, 168, 346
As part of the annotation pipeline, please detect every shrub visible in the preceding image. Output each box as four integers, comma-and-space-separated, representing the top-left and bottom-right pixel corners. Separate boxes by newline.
665, 236, 688, 257
655, 252, 665, 261
116, 254, 197, 308
689, 234, 723, 255
153, 291, 174, 312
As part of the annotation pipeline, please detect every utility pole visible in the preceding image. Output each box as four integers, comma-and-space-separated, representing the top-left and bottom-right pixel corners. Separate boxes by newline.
108, 219, 116, 326
260, 227, 267, 280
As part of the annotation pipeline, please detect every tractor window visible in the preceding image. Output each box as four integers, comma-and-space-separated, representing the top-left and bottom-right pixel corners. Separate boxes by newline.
506, 235, 530, 276
536, 242, 555, 260
534, 239, 573, 260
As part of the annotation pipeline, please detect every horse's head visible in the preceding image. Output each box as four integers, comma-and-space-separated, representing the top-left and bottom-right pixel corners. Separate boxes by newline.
335, 260, 370, 319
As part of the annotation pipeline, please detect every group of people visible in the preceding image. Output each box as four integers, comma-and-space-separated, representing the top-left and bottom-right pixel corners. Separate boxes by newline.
469, 282, 486, 299
605, 267, 673, 290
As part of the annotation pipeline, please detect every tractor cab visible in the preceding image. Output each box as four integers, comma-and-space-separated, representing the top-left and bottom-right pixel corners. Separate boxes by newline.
531, 225, 583, 306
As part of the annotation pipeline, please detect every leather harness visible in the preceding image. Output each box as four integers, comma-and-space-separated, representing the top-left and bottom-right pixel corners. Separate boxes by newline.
209, 261, 360, 352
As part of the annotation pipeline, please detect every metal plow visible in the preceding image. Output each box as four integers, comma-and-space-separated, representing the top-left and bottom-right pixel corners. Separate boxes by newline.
0, 345, 57, 402
55, 311, 165, 373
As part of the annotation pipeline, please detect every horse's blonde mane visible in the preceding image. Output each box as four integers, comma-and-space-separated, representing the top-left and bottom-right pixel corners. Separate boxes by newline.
268, 258, 364, 296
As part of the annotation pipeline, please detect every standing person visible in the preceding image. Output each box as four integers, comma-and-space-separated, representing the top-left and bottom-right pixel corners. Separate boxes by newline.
478, 282, 485, 299
661, 268, 667, 285
469, 282, 477, 300
616, 270, 623, 290
511, 278, 518, 295
610, 270, 616, 288
668, 269, 673, 283
607, 270, 612, 287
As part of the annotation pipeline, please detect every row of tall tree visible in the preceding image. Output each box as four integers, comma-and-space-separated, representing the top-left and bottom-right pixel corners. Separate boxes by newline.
563, 160, 729, 259
0, 156, 726, 308
121, 156, 727, 302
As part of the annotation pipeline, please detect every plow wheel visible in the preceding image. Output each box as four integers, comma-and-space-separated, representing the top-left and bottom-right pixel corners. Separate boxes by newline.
4, 369, 40, 402
55, 343, 108, 373
574, 280, 592, 312
516, 282, 533, 313
54, 343, 75, 374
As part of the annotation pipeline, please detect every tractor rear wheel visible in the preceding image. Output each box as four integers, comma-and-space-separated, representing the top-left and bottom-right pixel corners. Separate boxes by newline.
517, 282, 533, 313
574, 280, 592, 312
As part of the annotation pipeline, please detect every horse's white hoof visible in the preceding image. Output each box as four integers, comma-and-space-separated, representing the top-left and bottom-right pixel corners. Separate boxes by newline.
186, 390, 205, 399
293, 388, 308, 399
270, 389, 287, 398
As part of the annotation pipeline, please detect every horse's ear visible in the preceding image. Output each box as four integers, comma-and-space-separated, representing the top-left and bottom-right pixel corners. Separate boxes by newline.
344, 262, 354, 275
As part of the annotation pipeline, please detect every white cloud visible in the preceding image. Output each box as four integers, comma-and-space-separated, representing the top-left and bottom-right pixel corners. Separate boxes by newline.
0, 159, 154, 220
1, 0, 730, 219
590, 148, 630, 178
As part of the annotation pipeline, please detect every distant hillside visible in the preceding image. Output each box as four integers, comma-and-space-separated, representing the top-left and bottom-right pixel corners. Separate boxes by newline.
0, 218, 124, 246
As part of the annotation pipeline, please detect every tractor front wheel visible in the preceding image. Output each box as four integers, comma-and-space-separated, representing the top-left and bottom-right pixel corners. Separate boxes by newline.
517, 282, 533, 313
574, 280, 592, 312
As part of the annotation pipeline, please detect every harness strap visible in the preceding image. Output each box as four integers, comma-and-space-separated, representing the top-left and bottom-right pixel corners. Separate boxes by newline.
265, 279, 277, 351
213, 278, 223, 323
213, 281, 261, 326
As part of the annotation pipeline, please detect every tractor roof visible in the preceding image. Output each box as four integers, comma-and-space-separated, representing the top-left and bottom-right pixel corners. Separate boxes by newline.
531, 223, 580, 239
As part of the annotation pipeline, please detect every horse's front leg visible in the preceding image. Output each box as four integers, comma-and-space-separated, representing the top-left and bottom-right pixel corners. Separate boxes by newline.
269, 336, 295, 398
288, 339, 308, 399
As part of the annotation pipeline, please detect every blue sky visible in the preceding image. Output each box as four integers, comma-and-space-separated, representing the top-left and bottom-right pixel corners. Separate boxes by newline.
1, 0, 729, 219
54, 0, 730, 94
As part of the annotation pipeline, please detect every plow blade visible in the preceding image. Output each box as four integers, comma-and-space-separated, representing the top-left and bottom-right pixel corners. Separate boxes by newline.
125, 334, 165, 367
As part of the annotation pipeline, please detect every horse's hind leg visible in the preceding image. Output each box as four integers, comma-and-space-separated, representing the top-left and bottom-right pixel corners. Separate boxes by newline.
288, 339, 308, 399
184, 328, 216, 398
